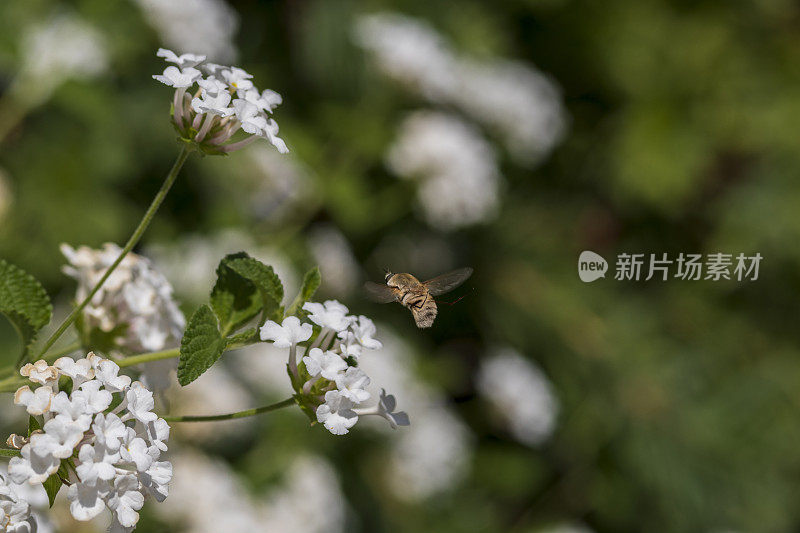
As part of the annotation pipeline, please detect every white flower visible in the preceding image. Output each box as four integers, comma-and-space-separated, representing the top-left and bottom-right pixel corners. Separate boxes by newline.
233, 99, 268, 135
334, 368, 371, 404
303, 300, 353, 332
257, 118, 289, 154
7, 355, 172, 525
61, 245, 185, 392
152, 65, 202, 87
191, 89, 234, 116
92, 413, 127, 452
19, 361, 57, 385
73, 380, 113, 414
13, 386, 53, 416
67, 480, 108, 521
197, 75, 228, 95
42, 418, 85, 459
49, 391, 92, 431
316, 391, 358, 435
156, 48, 206, 68
220, 66, 254, 92
302, 348, 347, 381
106, 475, 144, 528
8, 441, 60, 485
75, 444, 116, 485
140, 461, 172, 502
340, 315, 382, 350
124, 382, 158, 424
120, 431, 154, 473
145, 418, 170, 452
260, 316, 313, 347
89, 355, 131, 393
354, 389, 410, 429
54, 357, 94, 386
243, 88, 282, 112
0, 474, 37, 533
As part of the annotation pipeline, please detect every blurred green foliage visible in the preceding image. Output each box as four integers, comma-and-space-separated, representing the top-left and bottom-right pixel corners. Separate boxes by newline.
2, 0, 800, 532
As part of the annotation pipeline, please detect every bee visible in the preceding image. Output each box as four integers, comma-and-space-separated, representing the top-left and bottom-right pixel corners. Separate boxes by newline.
364, 268, 473, 328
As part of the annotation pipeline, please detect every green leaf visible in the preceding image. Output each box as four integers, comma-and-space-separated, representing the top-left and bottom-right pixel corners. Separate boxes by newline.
286, 266, 321, 318
43, 461, 68, 507
226, 256, 284, 323
28, 415, 41, 436
0, 260, 52, 357
177, 305, 226, 386
210, 253, 262, 336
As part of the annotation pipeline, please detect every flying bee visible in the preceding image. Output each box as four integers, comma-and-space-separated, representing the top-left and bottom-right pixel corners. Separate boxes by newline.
364, 267, 473, 328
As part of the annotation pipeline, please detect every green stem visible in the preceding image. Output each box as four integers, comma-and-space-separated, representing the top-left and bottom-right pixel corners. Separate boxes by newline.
116, 336, 258, 369
161, 397, 295, 422
25, 146, 193, 367
0, 448, 21, 458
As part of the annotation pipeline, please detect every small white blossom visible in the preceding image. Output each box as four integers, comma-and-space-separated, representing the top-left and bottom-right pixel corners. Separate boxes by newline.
191, 89, 234, 116
354, 389, 410, 429
75, 444, 116, 485
302, 348, 347, 381
339, 315, 382, 350
303, 300, 353, 332
233, 99, 268, 134
19, 361, 57, 385
41, 418, 85, 459
220, 66, 254, 93
0, 474, 37, 533
260, 316, 313, 347
156, 48, 206, 68
54, 357, 93, 386
124, 382, 158, 424
67, 480, 107, 521
13, 386, 53, 416
334, 368, 371, 404
152, 65, 202, 88
106, 475, 144, 528
8, 440, 60, 485
315, 391, 358, 435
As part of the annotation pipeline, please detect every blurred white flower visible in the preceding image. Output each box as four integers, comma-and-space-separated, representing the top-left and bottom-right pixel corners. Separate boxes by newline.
156, 48, 207, 68
134, 0, 239, 62
260, 316, 313, 348
15, 12, 108, 104
356, 12, 566, 165
60, 243, 185, 392
477, 348, 559, 447
387, 111, 500, 230
259, 455, 346, 533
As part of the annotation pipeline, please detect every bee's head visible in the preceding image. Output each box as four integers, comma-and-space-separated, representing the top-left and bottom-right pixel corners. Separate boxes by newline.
383, 268, 393, 282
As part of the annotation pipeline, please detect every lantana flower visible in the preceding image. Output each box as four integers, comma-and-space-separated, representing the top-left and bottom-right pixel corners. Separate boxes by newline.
152, 48, 288, 155
259, 301, 409, 435
6, 353, 172, 530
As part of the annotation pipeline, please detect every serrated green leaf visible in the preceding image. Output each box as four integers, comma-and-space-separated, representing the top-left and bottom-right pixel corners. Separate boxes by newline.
286, 266, 321, 318
210, 253, 262, 336
226, 256, 284, 323
177, 305, 226, 386
0, 260, 53, 357
43, 461, 68, 507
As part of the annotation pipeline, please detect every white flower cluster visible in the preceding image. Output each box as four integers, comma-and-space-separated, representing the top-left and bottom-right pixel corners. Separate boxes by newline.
355, 12, 566, 165
0, 474, 36, 533
152, 48, 288, 154
134, 0, 239, 63
387, 111, 501, 230
61, 243, 185, 391
15, 12, 108, 105
259, 301, 409, 435
8, 354, 172, 531
477, 348, 559, 446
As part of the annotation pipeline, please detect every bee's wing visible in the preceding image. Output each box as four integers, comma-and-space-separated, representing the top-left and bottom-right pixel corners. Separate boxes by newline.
423, 267, 473, 296
364, 281, 397, 303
